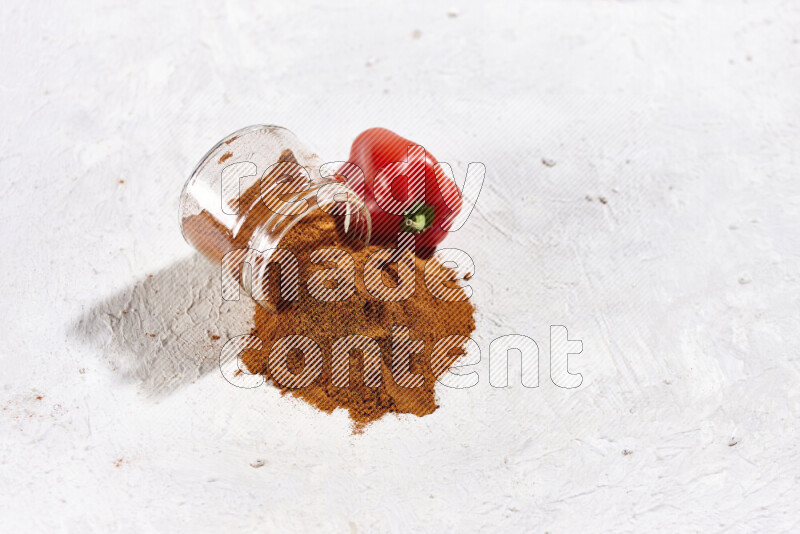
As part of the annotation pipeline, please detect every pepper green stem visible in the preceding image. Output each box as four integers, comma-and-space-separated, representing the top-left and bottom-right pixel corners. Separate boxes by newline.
400, 202, 435, 235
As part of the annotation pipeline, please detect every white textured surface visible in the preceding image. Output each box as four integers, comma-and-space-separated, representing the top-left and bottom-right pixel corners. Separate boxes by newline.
2, 1, 799, 532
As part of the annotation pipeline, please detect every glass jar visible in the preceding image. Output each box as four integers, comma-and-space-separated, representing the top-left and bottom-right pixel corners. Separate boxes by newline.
180, 125, 371, 312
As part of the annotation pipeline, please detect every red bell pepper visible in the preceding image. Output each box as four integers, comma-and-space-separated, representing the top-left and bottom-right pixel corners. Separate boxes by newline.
336, 128, 462, 257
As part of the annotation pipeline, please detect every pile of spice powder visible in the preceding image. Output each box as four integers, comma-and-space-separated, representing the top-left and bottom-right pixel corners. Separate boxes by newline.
242, 210, 476, 431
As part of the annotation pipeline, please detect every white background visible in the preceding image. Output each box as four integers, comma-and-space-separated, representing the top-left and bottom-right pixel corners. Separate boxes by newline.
2, 1, 799, 532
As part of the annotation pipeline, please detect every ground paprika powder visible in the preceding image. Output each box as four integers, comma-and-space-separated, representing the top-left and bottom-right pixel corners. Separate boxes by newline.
243, 209, 476, 431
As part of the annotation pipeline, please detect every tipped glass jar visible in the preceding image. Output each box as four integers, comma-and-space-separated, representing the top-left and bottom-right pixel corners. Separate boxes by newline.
179, 125, 371, 312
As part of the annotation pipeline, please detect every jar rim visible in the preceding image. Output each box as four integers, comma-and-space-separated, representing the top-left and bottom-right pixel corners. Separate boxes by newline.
247, 179, 372, 252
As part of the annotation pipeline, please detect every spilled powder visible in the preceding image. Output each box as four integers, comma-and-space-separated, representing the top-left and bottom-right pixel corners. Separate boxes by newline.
243, 211, 476, 431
